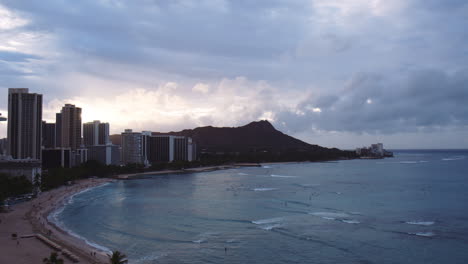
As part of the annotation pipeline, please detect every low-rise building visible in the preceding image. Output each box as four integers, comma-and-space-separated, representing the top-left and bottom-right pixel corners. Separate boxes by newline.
0, 156, 41, 183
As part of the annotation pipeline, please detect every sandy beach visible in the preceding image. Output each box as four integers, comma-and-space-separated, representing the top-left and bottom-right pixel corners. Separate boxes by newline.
0, 178, 113, 264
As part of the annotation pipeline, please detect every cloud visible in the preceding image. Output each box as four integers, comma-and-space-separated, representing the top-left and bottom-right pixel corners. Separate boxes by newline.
192, 83, 210, 94
274, 69, 468, 134
0, 0, 467, 148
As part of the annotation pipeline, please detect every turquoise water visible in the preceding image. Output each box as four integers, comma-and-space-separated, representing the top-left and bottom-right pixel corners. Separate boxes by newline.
56, 150, 468, 263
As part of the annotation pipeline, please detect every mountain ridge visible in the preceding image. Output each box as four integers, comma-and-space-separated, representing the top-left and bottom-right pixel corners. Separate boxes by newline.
111, 120, 355, 162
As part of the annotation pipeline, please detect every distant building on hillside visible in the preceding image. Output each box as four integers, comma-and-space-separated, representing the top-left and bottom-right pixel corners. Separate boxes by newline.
356, 143, 393, 158
7, 88, 43, 160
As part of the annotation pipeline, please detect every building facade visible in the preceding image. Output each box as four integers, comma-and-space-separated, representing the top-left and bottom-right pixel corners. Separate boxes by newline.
0, 157, 41, 183
83, 120, 109, 146
121, 129, 146, 165
147, 135, 196, 164
55, 113, 62, 147
0, 138, 7, 156
42, 121, 56, 149
87, 145, 120, 166
7, 88, 42, 159
59, 104, 82, 150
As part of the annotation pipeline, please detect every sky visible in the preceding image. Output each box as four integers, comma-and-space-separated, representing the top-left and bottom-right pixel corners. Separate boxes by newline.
0, 0, 467, 149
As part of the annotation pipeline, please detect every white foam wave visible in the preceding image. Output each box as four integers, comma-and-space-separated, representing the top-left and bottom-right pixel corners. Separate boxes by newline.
300, 184, 320, 187
192, 239, 205, 244
237, 173, 248, 176
409, 232, 435, 237
262, 166, 272, 169
341, 219, 360, 224
253, 188, 277, 192
442, 156, 465, 161
271, 174, 297, 178
260, 224, 282, 230
321, 217, 335, 220
135, 253, 168, 264
252, 217, 283, 225
309, 212, 349, 218
405, 221, 435, 226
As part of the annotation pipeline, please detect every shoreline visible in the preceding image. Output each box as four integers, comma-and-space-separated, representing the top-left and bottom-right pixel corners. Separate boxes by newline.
0, 178, 113, 264
0, 164, 255, 263
0, 159, 361, 264
30, 178, 114, 264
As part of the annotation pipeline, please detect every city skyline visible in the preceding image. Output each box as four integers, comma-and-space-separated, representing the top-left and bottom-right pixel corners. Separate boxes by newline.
1, 1, 468, 149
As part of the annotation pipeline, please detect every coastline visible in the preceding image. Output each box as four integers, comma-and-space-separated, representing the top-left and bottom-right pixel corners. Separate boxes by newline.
0, 159, 360, 264
0, 177, 113, 264
0, 164, 257, 264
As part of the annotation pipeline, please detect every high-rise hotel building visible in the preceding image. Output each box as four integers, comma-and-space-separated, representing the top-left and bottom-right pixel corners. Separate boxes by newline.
58, 104, 82, 150
83, 120, 110, 146
7, 88, 42, 159
121, 129, 147, 164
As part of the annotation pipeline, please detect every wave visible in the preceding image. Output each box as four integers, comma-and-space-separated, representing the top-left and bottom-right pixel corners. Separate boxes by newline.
134, 252, 168, 264
442, 156, 465, 161
253, 188, 277, 191
341, 219, 360, 224
237, 173, 248, 176
252, 217, 284, 231
309, 212, 350, 218
297, 183, 320, 188
405, 221, 435, 226
260, 224, 282, 230
271, 174, 298, 178
192, 232, 219, 244
408, 232, 435, 237
252, 217, 284, 225
262, 166, 272, 169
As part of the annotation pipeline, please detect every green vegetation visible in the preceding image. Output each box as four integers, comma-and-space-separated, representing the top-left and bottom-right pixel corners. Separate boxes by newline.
43, 252, 64, 264
0, 173, 33, 208
109, 251, 128, 264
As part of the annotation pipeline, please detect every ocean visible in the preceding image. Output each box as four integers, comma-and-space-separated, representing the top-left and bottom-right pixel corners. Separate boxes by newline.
54, 150, 468, 264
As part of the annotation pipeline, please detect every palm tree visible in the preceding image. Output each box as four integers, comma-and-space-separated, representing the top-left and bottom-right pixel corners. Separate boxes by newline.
109, 251, 128, 264
43, 252, 64, 264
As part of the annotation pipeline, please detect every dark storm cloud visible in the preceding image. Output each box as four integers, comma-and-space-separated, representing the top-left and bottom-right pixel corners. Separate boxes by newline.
275, 69, 468, 134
